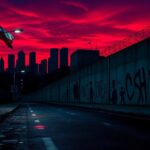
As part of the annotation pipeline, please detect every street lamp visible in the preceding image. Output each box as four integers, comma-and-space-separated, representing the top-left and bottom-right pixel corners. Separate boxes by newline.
13, 29, 24, 34
0, 26, 24, 48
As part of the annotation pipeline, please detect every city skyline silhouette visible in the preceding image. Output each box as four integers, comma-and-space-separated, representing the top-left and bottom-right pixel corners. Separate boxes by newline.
0, 0, 149, 68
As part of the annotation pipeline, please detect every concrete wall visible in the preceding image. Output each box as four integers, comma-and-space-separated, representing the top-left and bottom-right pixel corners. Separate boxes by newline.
23, 38, 150, 105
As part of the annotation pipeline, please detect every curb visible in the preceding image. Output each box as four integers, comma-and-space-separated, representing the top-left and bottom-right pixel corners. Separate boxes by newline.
47, 102, 150, 129
0, 104, 20, 123
46, 102, 150, 120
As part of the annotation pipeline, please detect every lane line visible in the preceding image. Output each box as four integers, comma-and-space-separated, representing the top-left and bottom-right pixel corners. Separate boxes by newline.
42, 137, 58, 150
34, 119, 40, 123
32, 114, 36, 117
103, 122, 112, 126
66, 112, 76, 116
28, 105, 34, 113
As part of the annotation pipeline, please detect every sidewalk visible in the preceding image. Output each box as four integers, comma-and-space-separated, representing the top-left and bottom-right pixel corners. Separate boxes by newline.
49, 102, 150, 119
0, 104, 19, 122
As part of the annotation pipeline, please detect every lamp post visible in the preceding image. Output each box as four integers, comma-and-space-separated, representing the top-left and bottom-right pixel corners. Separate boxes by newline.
12, 69, 17, 101
12, 69, 26, 101
3, 27, 24, 100
20, 69, 26, 91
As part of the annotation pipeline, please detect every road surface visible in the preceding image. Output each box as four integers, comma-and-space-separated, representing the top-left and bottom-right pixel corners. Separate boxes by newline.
0, 103, 150, 150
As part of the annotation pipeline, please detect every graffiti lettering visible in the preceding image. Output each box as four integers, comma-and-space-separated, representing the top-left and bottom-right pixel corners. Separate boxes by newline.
111, 80, 118, 104
125, 67, 147, 104
134, 67, 147, 104
125, 73, 134, 101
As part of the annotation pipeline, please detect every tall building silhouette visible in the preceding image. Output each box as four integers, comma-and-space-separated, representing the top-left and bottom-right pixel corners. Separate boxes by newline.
39, 59, 47, 75
16, 51, 25, 72
60, 48, 68, 68
71, 49, 100, 71
29, 52, 38, 74
0, 57, 4, 73
29, 52, 36, 65
7, 54, 15, 74
48, 48, 58, 73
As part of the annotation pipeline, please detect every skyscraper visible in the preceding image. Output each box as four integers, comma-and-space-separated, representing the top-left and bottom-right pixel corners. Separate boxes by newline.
16, 50, 25, 72
39, 59, 47, 75
48, 48, 58, 74
60, 48, 68, 68
29, 52, 36, 65
8, 54, 15, 74
0, 57, 4, 73
29, 52, 38, 74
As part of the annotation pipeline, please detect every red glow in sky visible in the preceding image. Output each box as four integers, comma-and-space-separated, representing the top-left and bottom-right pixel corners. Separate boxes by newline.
0, 0, 150, 68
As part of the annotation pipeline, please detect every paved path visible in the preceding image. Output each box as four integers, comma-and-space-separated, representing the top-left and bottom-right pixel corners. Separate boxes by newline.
0, 103, 150, 150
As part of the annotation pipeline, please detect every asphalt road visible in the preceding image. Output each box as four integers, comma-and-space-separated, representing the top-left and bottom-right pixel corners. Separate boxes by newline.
0, 103, 150, 150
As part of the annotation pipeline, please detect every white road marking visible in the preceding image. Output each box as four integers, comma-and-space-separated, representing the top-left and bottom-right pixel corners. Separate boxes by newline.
103, 122, 112, 126
22, 126, 26, 129
34, 119, 40, 123
66, 112, 76, 116
70, 113, 76, 115
28, 106, 34, 113
2, 139, 18, 144
42, 137, 58, 150
32, 114, 36, 117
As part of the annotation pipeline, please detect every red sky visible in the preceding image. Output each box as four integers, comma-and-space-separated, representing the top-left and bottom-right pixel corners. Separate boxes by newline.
0, 0, 150, 68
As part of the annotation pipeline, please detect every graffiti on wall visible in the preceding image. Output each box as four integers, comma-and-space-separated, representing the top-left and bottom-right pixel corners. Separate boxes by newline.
111, 80, 118, 104
125, 67, 147, 104
69, 67, 149, 105
119, 87, 126, 104
111, 67, 149, 105
83, 80, 109, 104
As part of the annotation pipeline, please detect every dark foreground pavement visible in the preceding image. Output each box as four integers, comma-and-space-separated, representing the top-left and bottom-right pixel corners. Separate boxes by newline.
0, 103, 150, 150
0, 104, 19, 122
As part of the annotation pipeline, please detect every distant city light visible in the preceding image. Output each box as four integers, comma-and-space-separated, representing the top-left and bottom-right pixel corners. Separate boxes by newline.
20, 70, 25, 73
